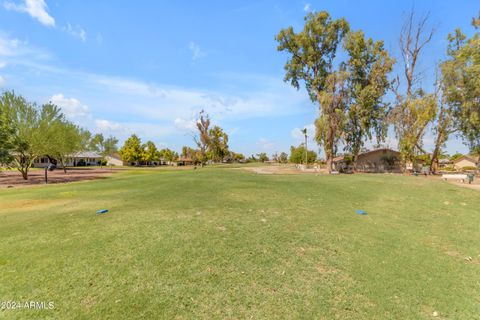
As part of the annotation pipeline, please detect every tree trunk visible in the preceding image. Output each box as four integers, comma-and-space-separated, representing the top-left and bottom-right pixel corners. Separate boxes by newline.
352, 141, 361, 173
20, 167, 28, 180
326, 157, 333, 173
352, 153, 358, 172
326, 126, 336, 173
46, 155, 58, 166
430, 143, 441, 174
61, 159, 67, 174
351, 132, 363, 173
325, 141, 334, 173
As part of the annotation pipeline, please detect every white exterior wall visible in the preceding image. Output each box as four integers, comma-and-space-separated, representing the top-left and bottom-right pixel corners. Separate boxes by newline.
454, 159, 477, 169
106, 156, 123, 166
32, 156, 101, 168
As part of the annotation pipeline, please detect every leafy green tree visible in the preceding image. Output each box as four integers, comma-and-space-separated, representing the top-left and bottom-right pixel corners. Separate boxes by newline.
119, 134, 144, 165
256, 152, 269, 163
289, 145, 317, 164
181, 146, 192, 158
230, 151, 245, 162
271, 152, 279, 162
193, 110, 230, 164
158, 148, 178, 163
390, 11, 437, 169
143, 141, 158, 165
0, 92, 44, 179
208, 125, 229, 162
342, 30, 394, 169
79, 128, 92, 151
89, 133, 119, 162
0, 92, 92, 177
276, 11, 349, 172
450, 153, 464, 161
46, 121, 85, 173
430, 73, 456, 173
193, 110, 211, 165
0, 107, 13, 167
441, 15, 480, 161
314, 71, 349, 169
181, 146, 201, 164
278, 152, 288, 164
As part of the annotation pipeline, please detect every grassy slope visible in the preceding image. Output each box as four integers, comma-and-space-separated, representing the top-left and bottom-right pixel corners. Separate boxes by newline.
0, 168, 479, 319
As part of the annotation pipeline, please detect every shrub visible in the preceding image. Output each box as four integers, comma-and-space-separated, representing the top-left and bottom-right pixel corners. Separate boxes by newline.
442, 166, 456, 172
289, 145, 317, 164
461, 166, 478, 171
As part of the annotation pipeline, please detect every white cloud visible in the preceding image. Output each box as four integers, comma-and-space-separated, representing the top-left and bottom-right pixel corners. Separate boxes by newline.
291, 124, 316, 148
64, 23, 87, 42
257, 138, 276, 152
174, 118, 196, 131
188, 41, 206, 60
50, 93, 90, 119
291, 124, 315, 141
303, 3, 311, 12
0, 61, 6, 86
0, 34, 310, 124
0, 35, 21, 56
0, 34, 314, 153
95, 119, 175, 142
95, 119, 123, 132
4, 0, 55, 27
0, 33, 51, 61
3, 1, 87, 42
85, 72, 309, 123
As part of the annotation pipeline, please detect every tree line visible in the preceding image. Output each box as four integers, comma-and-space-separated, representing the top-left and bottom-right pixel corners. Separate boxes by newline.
276, 10, 480, 173
118, 110, 244, 166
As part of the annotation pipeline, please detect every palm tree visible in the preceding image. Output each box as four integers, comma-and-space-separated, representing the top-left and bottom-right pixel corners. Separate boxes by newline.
301, 128, 308, 165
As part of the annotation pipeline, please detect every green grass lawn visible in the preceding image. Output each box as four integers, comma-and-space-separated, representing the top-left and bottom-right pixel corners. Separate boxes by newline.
1, 168, 479, 319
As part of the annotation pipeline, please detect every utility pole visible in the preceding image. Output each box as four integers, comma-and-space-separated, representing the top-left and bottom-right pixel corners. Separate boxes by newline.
302, 128, 308, 165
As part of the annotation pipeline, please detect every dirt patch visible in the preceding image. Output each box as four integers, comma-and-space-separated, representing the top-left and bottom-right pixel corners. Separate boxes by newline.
0, 168, 120, 188
0, 199, 53, 210
446, 179, 480, 191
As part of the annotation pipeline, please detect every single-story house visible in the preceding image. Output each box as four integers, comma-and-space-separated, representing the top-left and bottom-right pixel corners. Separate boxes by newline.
32, 151, 102, 168
453, 155, 478, 170
438, 158, 453, 168
405, 158, 427, 172
333, 148, 403, 173
176, 157, 194, 166
106, 153, 124, 166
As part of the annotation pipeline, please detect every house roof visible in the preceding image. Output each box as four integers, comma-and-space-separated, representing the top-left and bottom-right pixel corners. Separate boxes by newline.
177, 157, 193, 162
332, 148, 400, 163
107, 152, 122, 160
360, 148, 400, 155
438, 158, 452, 164
68, 151, 102, 158
453, 155, 478, 164
332, 155, 345, 162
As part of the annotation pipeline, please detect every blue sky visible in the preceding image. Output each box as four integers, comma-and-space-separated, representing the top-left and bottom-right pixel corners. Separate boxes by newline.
0, 1, 478, 157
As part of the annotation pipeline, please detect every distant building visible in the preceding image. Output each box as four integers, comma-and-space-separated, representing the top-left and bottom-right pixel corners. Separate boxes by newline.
333, 148, 402, 173
32, 151, 102, 168
175, 157, 194, 166
106, 153, 124, 166
453, 155, 478, 170
438, 158, 453, 168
